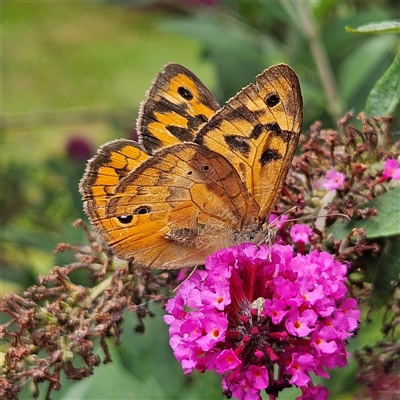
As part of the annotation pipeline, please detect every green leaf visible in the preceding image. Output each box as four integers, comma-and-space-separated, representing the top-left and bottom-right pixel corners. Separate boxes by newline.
339, 35, 397, 103
364, 236, 400, 309
59, 344, 161, 400
118, 307, 223, 400
330, 186, 400, 240
366, 52, 400, 116
345, 19, 400, 34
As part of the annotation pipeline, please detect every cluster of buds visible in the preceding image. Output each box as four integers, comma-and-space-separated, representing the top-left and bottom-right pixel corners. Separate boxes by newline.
282, 113, 399, 224
0, 220, 172, 399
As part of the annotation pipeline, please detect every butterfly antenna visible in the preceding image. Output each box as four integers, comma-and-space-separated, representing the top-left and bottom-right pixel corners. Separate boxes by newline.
172, 266, 199, 293
282, 212, 350, 226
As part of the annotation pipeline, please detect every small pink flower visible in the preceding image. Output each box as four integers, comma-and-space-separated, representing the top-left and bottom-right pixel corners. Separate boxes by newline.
216, 349, 241, 373
200, 281, 230, 310
382, 158, 400, 180
297, 384, 328, 400
290, 224, 312, 244
286, 308, 317, 337
310, 328, 338, 355
338, 297, 360, 331
180, 319, 202, 341
286, 353, 315, 386
264, 298, 288, 324
245, 365, 269, 390
196, 314, 227, 351
323, 169, 345, 191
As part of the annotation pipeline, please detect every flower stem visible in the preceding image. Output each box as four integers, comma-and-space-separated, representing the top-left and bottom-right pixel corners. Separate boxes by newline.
89, 274, 113, 301
280, 0, 343, 122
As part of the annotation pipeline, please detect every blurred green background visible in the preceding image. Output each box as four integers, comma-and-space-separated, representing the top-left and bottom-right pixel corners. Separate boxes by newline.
2, 1, 399, 399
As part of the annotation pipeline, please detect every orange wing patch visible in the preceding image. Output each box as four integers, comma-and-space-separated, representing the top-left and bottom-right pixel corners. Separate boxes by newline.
138, 64, 220, 154
80, 139, 148, 229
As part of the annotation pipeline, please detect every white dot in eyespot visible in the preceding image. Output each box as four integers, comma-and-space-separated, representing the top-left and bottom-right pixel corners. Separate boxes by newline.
117, 215, 133, 224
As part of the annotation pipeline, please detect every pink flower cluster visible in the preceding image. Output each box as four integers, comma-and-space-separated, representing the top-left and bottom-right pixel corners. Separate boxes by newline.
164, 242, 359, 400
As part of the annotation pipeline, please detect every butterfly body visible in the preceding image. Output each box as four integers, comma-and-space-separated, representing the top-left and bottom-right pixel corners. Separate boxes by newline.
80, 63, 302, 269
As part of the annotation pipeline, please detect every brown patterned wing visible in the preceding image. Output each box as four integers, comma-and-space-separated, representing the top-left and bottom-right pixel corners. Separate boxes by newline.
96, 143, 260, 268
195, 64, 303, 222
138, 63, 220, 154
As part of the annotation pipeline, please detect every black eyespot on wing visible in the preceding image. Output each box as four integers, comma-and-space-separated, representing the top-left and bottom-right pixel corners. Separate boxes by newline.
265, 93, 280, 107
117, 215, 133, 224
202, 164, 211, 172
134, 206, 151, 215
178, 86, 193, 101
187, 170, 193, 176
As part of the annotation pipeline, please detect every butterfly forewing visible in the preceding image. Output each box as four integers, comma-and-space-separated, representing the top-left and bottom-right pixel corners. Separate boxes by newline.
195, 64, 302, 222
138, 63, 220, 154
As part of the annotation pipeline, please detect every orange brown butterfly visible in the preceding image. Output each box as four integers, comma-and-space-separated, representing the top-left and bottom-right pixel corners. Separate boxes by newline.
80, 63, 303, 269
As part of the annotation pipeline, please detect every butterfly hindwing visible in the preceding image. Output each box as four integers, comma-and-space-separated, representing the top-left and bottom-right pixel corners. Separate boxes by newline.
96, 143, 260, 268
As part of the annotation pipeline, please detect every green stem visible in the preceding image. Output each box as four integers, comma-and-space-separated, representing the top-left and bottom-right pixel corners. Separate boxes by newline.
89, 274, 113, 301
280, 1, 343, 122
